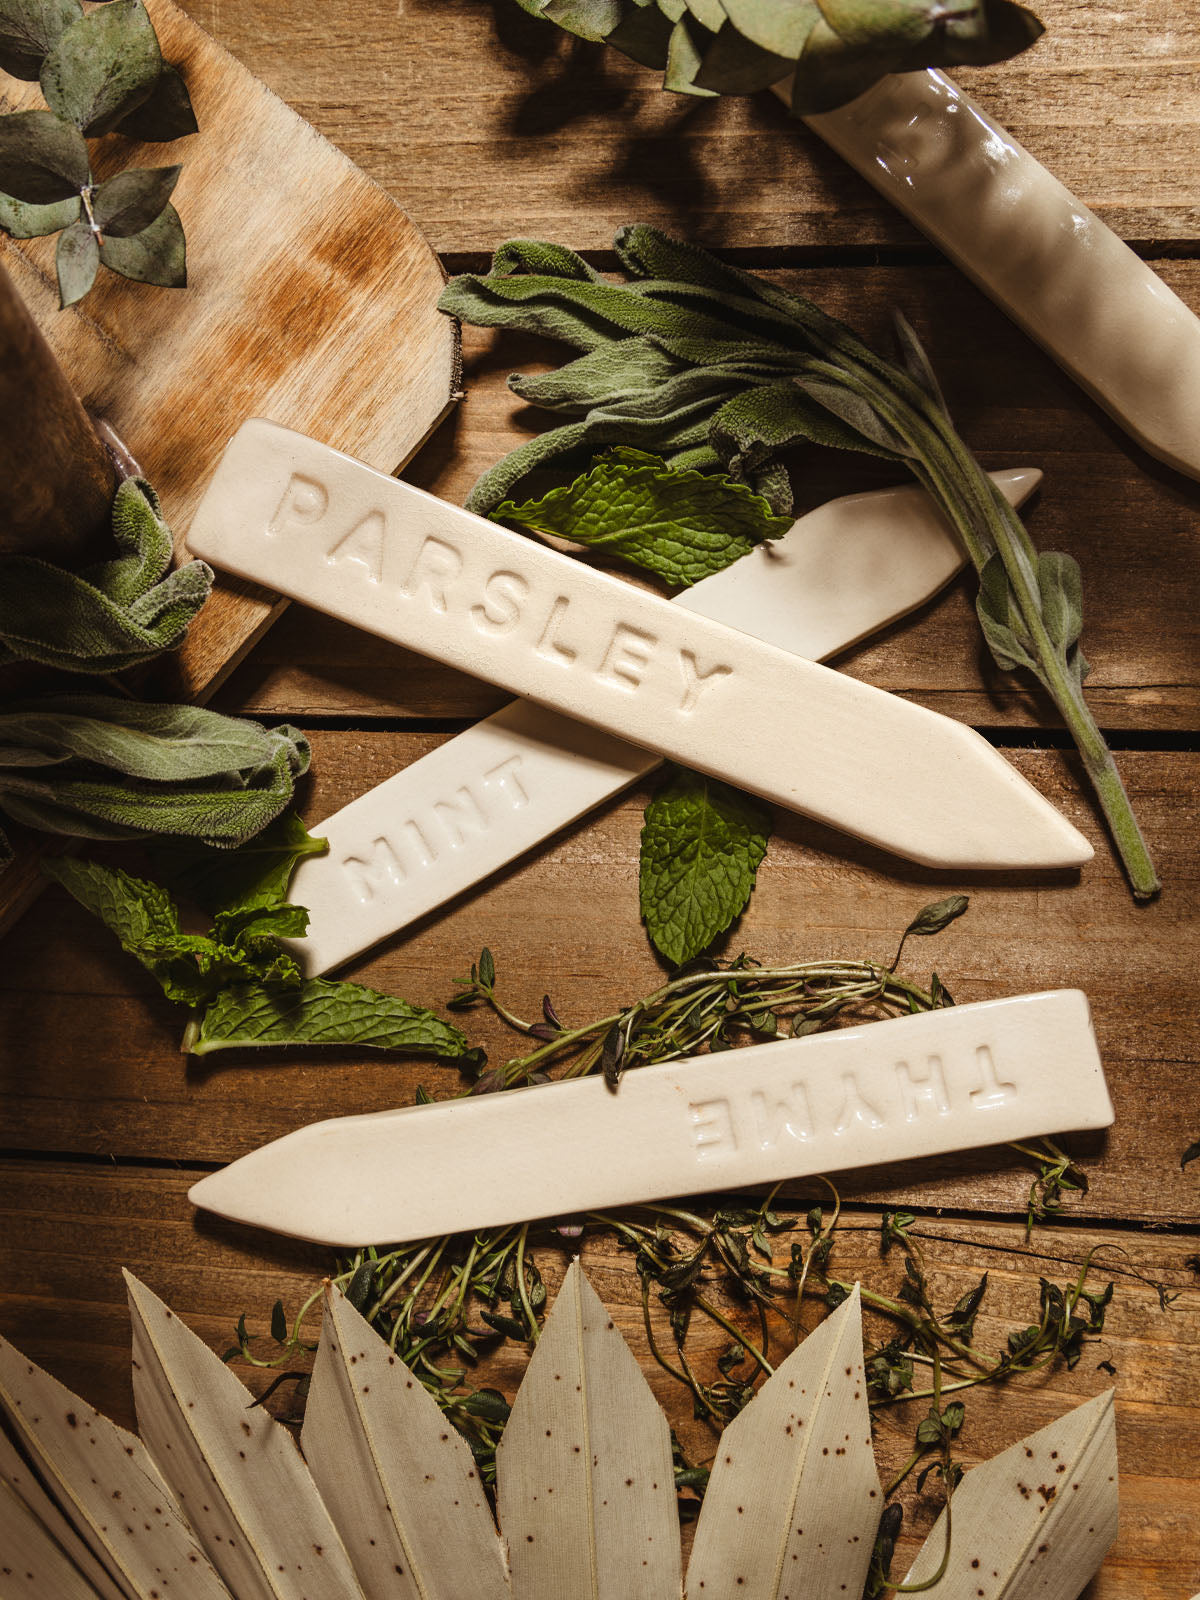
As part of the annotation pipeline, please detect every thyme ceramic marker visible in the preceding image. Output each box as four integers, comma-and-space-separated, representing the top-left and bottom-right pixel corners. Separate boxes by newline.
188, 421, 1089, 873
283, 468, 1041, 977
799, 70, 1200, 479
188, 990, 1114, 1246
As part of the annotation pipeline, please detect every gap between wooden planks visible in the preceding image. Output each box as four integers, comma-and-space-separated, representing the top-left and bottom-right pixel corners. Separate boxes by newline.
0, 1158, 1195, 1599
1, 736, 1196, 1226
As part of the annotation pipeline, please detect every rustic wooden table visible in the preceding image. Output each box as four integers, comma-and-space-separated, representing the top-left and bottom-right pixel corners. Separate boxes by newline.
2, 2, 1198, 1593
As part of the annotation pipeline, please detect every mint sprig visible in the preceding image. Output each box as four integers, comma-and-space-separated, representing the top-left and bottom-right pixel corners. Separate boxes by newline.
43, 827, 477, 1063
492, 446, 791, 588
639, 766, 771, 965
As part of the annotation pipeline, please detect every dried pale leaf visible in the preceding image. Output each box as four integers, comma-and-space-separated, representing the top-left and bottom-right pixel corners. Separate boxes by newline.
124, 1272, 365, 1600
902, 1388, 1118, 1597
686, 1285, 881, 1598
0, 1475, 105, 1600
497, 1260, 682, 1599
300, 1286, 509, 1600
0, 1422, 128, 1600
0, 1335, 228, 1600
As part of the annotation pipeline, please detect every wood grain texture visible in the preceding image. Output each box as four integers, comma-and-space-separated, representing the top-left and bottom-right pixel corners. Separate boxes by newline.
174, 0, 1200, 254
0, 0, 458, 702
215, 265, 1200, 731
1, 733, 1195, 1226
0, 1161, 1194, 1599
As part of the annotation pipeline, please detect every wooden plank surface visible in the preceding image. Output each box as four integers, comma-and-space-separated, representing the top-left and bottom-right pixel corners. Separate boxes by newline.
2, 2, 1198, 1593
176, 0, 1200, 253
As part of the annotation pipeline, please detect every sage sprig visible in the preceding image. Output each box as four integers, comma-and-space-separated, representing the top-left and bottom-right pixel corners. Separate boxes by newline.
0, 0, 195, 306
513, 0, 1044, 116
440, 228, 1159, 898
0, 475, 211, 672
0, 696, 310, 865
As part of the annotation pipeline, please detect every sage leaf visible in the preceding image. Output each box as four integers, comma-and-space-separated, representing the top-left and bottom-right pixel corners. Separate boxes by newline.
0, 188, 77, 236
151, 809, 329, 915
975, 549, 1039, 675
0, 107, 88, 202
492, 446, 791, 587
114, 63, 197, 141
91, 162, 179, 236
53, 213, 96, 306
0, 476, 209, 672
40, 0, 161, 136
640, 765, 771, 965
0, 0, 81, 80
191, 978, 474, 1058
892, 309, 949, 414
99, 199, 185, 286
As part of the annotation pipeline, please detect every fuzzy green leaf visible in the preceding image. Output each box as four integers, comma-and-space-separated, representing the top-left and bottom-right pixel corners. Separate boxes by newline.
0, 0, 81, 79
492, 447, 790, 587
40, 0, 161, 135
98, 199, 185, 287
191, 979, 474, 1058
0, 188, 77, 236
91, 163, 179, 236
976, 550, 1038, 676
114, 63, 197, 141
640, 765, 771, 964
0, 477, 209, 672
151, 810, 329, 915
54, 214, 97, 306
0, 107, 88, 202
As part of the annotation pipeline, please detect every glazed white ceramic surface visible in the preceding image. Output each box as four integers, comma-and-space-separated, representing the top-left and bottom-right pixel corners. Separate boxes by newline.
285, 469, 1040, 976
188, 422, 1089, 873
802, 70, 1200, 479
188, 991, 1114, 1246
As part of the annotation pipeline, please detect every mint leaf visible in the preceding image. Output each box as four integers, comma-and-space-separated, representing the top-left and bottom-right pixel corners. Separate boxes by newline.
191, 979, 474, 1058
491, 447, 791, 588
151, 810, 328, 915
639, 766, 771, 965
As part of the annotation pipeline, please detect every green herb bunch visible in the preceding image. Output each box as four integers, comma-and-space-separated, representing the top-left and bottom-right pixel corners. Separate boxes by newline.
0, 0, 195, 306
227, 908, 1123, 1515
513, 0, 1044, 116
440, 228, 1159, 899
44, 815, 482, 1060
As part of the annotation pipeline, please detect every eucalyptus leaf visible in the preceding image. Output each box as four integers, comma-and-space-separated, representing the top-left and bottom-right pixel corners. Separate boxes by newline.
0, 0, 81, 81
40, 0, 161, 136
0, 187, 77, 235
0, 107, 88, 202
91, 161, 179, 235
719, 0, 822, 55
53, 213, 96, 305
114, 62, 197, 141
606, 0, 674, 68
640, 764, 771, 964
664, 14, 716, 95
693, 18, 794, 93
493, 445, 790, 586
99, 198, 185, 285
192, 978, 474, 1058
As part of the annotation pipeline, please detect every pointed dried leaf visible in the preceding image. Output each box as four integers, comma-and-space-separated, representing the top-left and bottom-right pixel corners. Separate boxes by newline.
301, 1287, 509, 1600
0, 1475, 108, 1600
497, 1261, 682, 1599
903, 1388, 1118, 1596
124, 1272, 365, 1600
686, 1286, 881, 1598
0, 1421, 128, 1600
0, 1334, 229, 1600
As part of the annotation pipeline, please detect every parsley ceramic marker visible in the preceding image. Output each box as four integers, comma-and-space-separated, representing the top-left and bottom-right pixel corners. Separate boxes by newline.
188, 421, 1089, 876
188, 990, 1114, 1246
280, 466, 1042, 977
797, 71, 1200, 479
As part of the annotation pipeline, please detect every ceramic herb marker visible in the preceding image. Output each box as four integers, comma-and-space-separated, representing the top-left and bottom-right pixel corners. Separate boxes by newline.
187, 420, 1090, 874
284, 468, 1042, 977
188, 990, 1113, 1247
803, 70, 1200, 480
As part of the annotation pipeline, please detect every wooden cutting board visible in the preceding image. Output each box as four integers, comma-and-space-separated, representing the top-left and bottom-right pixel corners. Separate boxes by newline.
0, 0, 459, 703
